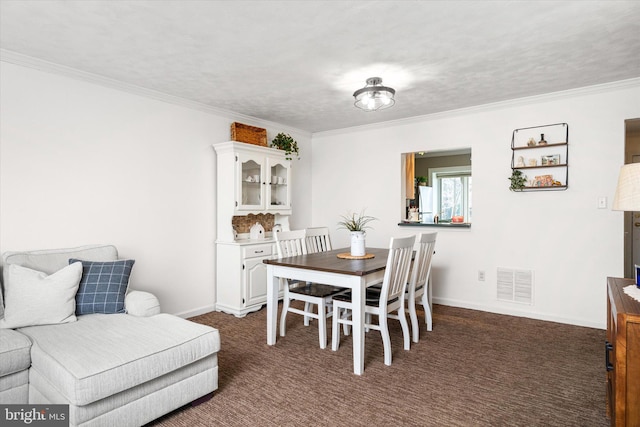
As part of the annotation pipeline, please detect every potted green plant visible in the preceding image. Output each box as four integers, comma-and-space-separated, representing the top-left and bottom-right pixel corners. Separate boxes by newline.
270, 133, 299, 160
416, 176, 428, 186
508, 170, 527, 191
337, 210, 377, 256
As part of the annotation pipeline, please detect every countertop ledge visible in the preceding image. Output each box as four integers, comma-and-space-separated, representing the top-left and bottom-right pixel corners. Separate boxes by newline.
398, 222, 471, 228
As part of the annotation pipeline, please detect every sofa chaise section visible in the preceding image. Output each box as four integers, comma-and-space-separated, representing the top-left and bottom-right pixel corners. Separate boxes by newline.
0, 244, 220, 427
22, 313, 219, 426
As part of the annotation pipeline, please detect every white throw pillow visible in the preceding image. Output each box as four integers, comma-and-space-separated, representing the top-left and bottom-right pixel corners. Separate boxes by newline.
0, 262, 83, 329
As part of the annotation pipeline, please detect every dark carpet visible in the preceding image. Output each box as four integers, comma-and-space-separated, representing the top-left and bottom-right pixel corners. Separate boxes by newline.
149, 304, 608, 426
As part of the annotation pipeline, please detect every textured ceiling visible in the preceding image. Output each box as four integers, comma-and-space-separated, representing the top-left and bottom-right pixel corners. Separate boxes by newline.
1, 1, 639, 133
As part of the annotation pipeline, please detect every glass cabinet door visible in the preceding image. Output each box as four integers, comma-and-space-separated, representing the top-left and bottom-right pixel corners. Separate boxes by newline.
237, 153, 265, 211
266, 156, 291, 211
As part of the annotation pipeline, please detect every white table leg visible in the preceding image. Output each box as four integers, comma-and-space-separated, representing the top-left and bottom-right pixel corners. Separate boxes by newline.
426, 275, 433, 331
266, 265, 278, 345
428, 275, 433, 313
351, 279, 365, 375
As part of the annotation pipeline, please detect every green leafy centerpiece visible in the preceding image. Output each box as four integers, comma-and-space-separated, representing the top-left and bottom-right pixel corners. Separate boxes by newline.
337, 210, 377, 256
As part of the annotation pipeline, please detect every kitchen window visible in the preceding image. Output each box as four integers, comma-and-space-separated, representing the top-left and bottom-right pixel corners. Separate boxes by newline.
400, 149, 472, 227
431, 166, 472, 223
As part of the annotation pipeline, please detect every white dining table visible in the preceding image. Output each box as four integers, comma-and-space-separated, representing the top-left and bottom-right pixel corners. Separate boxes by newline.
263, 248, 389, 375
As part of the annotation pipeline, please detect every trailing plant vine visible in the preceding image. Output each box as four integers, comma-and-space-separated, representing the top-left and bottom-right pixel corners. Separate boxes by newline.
270, 133, 299, 160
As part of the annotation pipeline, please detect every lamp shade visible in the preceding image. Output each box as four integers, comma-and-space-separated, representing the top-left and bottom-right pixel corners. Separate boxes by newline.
612, 163, 640, 211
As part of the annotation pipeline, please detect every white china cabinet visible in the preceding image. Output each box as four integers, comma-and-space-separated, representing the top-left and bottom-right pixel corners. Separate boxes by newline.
212, 141, 291, 316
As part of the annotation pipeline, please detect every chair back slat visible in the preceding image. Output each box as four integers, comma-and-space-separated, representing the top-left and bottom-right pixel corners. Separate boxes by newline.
408, 232, 437, 297
379, 235, 416, 305
275, 230, 307, 258
305, 227, 332, 253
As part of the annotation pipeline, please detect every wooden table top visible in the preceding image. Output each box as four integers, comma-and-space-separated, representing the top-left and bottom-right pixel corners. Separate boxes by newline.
608, 277, 640, 317
263, 248, 389, 276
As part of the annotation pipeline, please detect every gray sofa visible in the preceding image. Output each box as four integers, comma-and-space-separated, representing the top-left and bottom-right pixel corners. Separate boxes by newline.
0, 245, 220, 427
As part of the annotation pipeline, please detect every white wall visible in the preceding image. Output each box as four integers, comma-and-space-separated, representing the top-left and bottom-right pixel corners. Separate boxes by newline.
3, 59, 638, 327
312, 81, 640, 329
0, 61, 312, 316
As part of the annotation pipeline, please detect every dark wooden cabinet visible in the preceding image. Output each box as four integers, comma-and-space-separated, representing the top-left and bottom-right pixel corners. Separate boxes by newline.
607, 277, 640, 426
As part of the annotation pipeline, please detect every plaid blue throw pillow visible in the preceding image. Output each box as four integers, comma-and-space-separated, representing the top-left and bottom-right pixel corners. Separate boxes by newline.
69, 259, 135, 315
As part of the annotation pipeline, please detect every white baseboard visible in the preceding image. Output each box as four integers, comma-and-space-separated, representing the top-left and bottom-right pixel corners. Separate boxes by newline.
174, 299, 605, 329
173, 304, 216, 319
432, 297, 605, 330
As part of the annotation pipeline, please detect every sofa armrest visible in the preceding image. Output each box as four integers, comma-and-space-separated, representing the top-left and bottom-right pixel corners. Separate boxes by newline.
125, 291, 161, 317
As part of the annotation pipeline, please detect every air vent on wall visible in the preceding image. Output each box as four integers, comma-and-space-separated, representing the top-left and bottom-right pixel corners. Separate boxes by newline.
497, 268, 533, 305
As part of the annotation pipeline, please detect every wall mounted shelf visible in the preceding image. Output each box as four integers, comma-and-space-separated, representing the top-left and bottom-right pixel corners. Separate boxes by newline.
510, 123, 569, 192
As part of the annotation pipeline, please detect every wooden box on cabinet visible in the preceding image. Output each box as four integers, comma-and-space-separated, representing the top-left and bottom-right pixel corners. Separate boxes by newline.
606, 277, 640, 426
230, 122, 267, 147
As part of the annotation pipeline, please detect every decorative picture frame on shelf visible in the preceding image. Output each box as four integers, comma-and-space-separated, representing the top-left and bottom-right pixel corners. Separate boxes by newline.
533, 175, 554, 187
541, 154, 561, 166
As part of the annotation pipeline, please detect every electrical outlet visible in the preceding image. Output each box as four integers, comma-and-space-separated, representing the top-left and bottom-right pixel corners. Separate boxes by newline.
598, 197, 607, 209
478, 270, 485, 281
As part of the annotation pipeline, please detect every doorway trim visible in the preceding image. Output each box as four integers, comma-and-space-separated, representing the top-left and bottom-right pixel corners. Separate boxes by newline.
623, 118, 640, 278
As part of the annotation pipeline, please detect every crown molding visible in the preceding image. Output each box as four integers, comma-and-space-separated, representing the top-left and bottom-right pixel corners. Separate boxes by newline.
0, 49, 311, 138
314, 77, 640, 138
2, 49, 636, 140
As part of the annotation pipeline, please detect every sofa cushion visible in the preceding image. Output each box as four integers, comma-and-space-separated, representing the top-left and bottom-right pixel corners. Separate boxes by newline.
1, 244, 118, 320
0, 263, 83, 329
29, 356, 217, 425
19, 313, 220, 406
0, 373, 28, 404
0, 329, 32, 377
3, 244, 118, 275
70, 259, 134, 315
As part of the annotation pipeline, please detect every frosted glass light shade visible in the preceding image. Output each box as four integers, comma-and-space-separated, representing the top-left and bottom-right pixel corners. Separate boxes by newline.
353, 77, 396, 111
612, 164, 640, 211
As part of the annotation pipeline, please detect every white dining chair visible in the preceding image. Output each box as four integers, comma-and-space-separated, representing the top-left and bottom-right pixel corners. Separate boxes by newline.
331, 235, 416, 366
305, 227, 332, 254
406, 232, 437, 342
275, 229, 344, 349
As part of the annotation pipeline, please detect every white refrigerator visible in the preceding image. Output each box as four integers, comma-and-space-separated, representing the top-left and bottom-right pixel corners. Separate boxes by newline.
419, 186, 434, 223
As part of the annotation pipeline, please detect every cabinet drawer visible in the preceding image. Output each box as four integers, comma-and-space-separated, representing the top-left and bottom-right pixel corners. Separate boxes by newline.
243, 244, 273, 259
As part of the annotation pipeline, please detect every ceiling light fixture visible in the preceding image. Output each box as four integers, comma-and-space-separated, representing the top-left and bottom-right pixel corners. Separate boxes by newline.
353, 77, 396, 111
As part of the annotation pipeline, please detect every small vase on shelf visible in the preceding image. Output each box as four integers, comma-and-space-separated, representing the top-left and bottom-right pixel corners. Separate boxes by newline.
538, 134, 547, 145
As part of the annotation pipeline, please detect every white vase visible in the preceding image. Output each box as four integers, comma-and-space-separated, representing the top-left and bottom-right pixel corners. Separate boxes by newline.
350, 231, 366, 257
